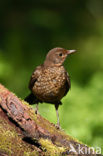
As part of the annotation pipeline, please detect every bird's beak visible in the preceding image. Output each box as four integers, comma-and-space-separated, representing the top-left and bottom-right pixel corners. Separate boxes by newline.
67, 50, 76, 55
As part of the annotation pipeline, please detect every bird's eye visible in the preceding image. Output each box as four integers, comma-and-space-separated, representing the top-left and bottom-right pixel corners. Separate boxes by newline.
59, 53, 62, 56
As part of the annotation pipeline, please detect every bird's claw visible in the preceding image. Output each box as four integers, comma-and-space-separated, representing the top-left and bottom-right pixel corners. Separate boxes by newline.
35, 109, 38, 114
55, 124, 61, 130
35, 104, 39, 114
35, 109, 40, 115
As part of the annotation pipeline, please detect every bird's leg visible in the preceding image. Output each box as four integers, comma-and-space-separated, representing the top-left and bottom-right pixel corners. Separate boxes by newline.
35, 103, 39, 114
55, 104, 60, 129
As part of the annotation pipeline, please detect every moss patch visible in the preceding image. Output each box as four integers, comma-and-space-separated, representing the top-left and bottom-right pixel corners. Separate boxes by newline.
39, 138, 65, 156
0, 110, 39, 156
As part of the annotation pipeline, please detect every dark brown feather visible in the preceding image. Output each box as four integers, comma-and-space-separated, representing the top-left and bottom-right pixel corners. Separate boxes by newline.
64, 72, 71, 96
29, 66, 42, 90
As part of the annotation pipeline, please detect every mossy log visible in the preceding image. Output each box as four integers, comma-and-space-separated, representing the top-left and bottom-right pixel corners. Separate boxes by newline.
0, 84, 101, 156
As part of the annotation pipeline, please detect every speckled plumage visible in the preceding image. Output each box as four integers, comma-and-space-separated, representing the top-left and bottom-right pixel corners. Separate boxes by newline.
30, 65, 70, 104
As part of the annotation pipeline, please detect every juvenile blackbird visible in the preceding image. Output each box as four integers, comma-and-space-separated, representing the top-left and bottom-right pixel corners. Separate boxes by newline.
25, 47, 76, 128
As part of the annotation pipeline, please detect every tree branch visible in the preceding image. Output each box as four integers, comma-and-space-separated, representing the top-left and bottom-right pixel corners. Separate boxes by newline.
0, 84, 101, 155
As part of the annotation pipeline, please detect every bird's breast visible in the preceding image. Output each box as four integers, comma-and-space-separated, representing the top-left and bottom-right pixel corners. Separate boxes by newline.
33, 66, 67, 103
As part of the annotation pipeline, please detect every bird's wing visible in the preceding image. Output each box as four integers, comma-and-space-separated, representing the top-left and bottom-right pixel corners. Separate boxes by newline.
29, 65, 42, 90
64, 72, 71, 96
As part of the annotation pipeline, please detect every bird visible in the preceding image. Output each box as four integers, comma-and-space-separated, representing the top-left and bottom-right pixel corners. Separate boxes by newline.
25, 47, 76, 128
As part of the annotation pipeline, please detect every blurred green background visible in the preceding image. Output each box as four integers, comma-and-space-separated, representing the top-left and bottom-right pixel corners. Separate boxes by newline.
0, 0, 103, 153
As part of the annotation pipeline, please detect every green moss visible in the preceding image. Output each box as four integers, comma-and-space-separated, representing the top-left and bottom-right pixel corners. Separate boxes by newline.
0, 115, 39, 156
39, 138, 65, 156
24, 151, 39, 156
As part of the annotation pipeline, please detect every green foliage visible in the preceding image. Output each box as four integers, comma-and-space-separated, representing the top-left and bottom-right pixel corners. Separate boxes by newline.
0, 0, 103, 154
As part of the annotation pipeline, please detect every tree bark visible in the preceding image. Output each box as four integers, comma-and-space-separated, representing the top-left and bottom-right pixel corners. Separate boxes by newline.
0, 84, 101, 156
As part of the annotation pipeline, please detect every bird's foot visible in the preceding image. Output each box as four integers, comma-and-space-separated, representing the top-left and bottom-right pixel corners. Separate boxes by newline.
35, 104, 39, 114
35, 109, 40, 114
55, 124, 61, 130
35, 109, 38, 114
32, 107, 39, 114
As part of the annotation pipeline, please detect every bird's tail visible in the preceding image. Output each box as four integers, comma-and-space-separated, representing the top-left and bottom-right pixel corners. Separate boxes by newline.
25, 93, 37, 104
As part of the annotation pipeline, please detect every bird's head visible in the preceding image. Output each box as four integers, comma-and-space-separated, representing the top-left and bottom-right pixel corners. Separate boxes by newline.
44, 47, 76, 67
